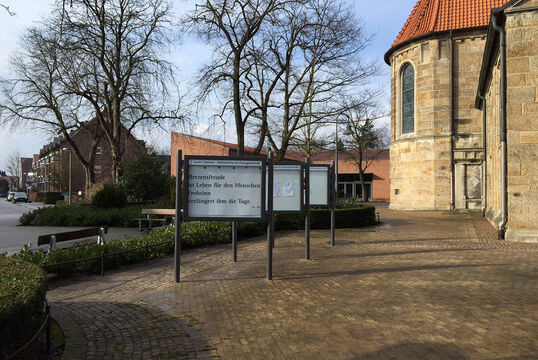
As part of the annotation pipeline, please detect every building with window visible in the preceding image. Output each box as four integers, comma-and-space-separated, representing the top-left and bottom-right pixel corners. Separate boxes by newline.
171, 132, 390, 202
387, 0, 538, 242
304, 150, 390, 202
32, 126, 145, 197
386, 0, 507, 211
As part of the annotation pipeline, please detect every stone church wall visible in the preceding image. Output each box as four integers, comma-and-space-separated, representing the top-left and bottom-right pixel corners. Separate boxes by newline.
389, 32, 485, 210
505, 5, 538, 241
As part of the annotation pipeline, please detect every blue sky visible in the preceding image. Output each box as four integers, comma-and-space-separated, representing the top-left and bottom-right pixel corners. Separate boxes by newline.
0, 0, 418, 170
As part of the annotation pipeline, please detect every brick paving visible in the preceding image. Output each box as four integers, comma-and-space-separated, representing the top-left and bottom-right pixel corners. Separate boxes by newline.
48, 209, 538, 359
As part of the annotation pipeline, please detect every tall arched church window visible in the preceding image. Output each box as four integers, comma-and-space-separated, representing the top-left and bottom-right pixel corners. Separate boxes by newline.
401, 64, 415, 134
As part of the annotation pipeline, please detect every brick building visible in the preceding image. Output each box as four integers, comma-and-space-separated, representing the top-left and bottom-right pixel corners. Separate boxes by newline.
18, 157, 33, 191
302, 150, 390, 202
171, 132, 390, 201
387, 0, 538, 241
32, 126, 145, 198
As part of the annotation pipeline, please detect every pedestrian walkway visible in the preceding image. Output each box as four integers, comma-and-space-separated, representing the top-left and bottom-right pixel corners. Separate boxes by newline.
48, 209, 538, 359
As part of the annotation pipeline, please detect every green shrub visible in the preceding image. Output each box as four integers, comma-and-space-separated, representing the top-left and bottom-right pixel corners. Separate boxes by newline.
92, 183, 127, 209
121, 152, 169, 201
19, 203, 172, 227
0, 257, 47, 357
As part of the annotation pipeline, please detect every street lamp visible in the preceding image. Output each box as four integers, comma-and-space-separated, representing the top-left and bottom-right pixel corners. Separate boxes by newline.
331, 117, 352, 247
335, 118, 353, 200
62, 148, 72, 205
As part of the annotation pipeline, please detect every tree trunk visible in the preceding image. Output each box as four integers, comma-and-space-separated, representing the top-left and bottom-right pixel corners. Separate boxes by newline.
359, 169, 368, 202
233, 53, 244, 156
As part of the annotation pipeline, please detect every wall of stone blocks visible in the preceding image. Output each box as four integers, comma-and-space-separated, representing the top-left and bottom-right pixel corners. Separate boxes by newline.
389, 32, 486, 210
505, 6, 538, 241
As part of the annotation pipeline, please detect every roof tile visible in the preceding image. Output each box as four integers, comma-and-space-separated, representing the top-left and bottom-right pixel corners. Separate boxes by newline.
390, 0, 508, 50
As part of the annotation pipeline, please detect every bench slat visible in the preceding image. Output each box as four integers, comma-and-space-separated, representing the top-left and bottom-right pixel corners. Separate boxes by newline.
37, 226, 109, 245
141, 209, 180, 216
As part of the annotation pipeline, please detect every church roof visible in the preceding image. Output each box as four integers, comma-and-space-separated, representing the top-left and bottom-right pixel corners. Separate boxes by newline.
385, 0, 508, 64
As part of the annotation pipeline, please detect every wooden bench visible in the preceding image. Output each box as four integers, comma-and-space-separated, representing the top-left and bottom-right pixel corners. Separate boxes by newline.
37, 226, 109, 254
136, 209, 179, 232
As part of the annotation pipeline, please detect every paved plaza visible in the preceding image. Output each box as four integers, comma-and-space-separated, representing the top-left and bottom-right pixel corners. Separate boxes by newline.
48, 208, 538, 359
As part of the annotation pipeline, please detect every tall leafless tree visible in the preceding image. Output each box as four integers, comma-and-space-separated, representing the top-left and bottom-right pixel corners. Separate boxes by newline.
56, 0, 181, 182
244, 0, 379, 160
187, 0, 301, 156
1, 26, 101, 189
343, 95, 388, 202
4, 150, 21, 177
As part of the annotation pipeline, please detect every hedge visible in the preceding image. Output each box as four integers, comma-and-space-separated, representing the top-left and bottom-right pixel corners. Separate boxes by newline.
19, 203, 172, 227
0, 257, 47, 357
13, 206, 375, 277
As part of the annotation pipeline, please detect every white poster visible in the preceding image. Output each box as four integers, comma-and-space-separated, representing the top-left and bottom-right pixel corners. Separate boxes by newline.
186, 159, 263, 219
266, 164, 302, 212
309, 166, 329, 206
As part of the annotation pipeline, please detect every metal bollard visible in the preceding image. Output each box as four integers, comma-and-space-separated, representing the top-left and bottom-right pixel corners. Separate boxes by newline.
100, 251, 105, 277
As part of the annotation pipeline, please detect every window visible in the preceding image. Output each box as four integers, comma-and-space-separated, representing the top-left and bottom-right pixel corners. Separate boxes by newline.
401, 63, 415, 134
96, 146, 102, 155
94, 165, 101, 174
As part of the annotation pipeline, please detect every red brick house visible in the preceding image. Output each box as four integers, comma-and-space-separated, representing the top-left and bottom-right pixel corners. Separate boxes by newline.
32, 125, 145, 197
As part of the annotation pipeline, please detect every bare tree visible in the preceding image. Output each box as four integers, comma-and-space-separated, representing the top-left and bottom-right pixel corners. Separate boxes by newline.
243, 0, 379, 160
0, 26, 101, 189
4, 150, 20, 177
187, 0, 300, 156
55, 0, 181, 182
343, 96, 388, 202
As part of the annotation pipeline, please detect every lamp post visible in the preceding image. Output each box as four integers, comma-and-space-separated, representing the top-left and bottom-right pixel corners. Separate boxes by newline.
62, 148, 72, 205
335, 118, 353, 200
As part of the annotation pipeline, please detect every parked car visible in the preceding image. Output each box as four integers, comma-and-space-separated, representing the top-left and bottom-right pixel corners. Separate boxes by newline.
12, 192, 28, 203
7, 192, 14, 201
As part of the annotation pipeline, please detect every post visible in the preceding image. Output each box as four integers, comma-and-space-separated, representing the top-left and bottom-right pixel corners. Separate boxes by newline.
97, 227, 105, 245
267, 151, 274, 280
175, 150, 182, 283
305, 157, 311, 260
50, 235, 56, 252
232, 221, 237, 262
100, 250, 105, 277
45, 302, 51, 353
331, 161, 336, 246
68, 151, 72, 205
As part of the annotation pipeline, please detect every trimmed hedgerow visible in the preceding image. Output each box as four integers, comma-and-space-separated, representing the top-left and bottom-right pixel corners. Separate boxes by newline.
19, 203, 172, 227
0, 257, 47, 357
14, 206, 375, 277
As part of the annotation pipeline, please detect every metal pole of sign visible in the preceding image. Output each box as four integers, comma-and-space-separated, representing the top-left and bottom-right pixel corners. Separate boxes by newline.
331, 160, 336, 246
305, 157, 311, 260
232, 221, 237, 262
175, 150, 182, 283
267, 151, 274, 280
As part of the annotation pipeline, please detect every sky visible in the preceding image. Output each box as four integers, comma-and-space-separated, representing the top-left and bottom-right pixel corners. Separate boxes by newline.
0, 0, 418, 172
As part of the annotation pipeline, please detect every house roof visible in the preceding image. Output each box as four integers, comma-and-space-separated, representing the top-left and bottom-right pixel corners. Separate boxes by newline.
385, 0, 508, 64
177, 133, 296, 160
286, 149, 390, 162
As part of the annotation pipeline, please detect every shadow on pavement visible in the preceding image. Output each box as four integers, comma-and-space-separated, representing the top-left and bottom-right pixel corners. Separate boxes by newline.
52, 300, 213, 359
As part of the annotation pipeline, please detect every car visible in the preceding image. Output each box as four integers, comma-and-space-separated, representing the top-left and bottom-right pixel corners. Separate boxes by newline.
7, 192, 14, 201
12, 192, 28, 203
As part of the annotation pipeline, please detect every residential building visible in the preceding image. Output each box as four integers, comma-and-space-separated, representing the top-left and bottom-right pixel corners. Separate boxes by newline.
387, 0, 538, 241
32, 127, 145, 198
18, 157, 33, 191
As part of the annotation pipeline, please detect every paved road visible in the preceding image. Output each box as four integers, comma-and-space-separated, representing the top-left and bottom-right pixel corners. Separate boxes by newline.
0, 198, 140, 255
48, 208, 538, 359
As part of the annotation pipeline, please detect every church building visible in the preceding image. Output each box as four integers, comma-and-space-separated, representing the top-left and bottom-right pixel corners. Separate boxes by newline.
386, 0, 538, 242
